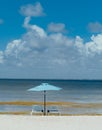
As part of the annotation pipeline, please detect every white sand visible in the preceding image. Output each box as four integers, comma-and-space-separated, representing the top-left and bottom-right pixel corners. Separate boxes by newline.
0, 115, 102, 130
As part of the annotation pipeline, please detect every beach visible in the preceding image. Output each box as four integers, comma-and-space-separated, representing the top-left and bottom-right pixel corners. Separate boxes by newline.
0, 79, 102, 115
0, 80, 101, 129
0, 101, 102, 115
0, 115, 102, 130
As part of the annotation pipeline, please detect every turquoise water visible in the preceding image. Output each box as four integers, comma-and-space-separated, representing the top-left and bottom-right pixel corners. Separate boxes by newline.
0, 79, 102, 103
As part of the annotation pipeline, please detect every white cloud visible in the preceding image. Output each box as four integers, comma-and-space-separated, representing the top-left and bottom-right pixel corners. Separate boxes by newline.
88, 22, 102, 33
76, 34, 102, 56
23, 17, 47, 38
1, 17, 102, 79
0, 17, 77, 78
20, 2, 45, 17
47, 22, 66, 33
5, 39, 22, 58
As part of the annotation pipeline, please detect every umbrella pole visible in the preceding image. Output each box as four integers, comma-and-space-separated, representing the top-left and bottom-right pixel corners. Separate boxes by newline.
44, 90, 46, 115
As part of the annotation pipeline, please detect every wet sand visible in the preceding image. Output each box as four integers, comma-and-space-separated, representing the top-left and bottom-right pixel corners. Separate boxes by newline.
0, 101, 102, 115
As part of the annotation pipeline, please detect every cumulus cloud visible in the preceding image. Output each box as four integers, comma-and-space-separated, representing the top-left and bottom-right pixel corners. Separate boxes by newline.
23, 17, 47, 38
47, 22, 66, 33
88, 22, 102, 33
1, 2, 102, 79
1, 17, 102, 79
76, 34, 102, 56
4, 18, 71, 67
20, 2, 45, 17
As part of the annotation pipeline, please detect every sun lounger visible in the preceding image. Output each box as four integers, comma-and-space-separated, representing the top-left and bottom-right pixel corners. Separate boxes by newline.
31, 105, 43, 115
31, 105, 60, 115
47, 106, 60, 115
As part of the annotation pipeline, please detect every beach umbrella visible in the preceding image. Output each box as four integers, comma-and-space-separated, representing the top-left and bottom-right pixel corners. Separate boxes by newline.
28, 83, 62, 115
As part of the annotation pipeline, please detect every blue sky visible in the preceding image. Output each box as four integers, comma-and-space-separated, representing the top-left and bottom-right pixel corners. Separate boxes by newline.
0, 0, 102, 79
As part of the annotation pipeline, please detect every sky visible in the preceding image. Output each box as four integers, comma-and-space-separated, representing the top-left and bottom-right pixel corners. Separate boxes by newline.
0, 0, 102, 79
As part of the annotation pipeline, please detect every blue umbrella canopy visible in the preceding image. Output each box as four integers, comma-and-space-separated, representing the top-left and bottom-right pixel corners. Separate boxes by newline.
28, 83, 62, 91
28, 83, 62, 115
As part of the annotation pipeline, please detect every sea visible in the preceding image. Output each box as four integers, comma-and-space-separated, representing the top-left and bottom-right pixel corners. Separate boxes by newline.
0, 79, 102, 114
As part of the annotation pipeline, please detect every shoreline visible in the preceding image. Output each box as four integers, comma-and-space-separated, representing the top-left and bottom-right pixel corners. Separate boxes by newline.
0, 100, 102, 107
0, 101, 101, 115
